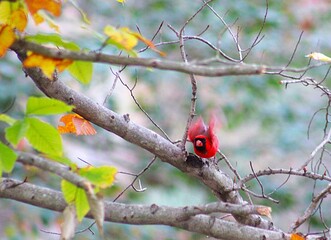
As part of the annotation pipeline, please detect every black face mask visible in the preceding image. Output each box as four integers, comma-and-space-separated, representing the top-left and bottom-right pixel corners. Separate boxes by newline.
194, 137, 207, 153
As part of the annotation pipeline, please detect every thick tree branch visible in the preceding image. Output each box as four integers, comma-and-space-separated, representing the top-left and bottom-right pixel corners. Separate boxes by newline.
13, 47, 276, 230
11, 39, 266, 77
0, 178, 289, 240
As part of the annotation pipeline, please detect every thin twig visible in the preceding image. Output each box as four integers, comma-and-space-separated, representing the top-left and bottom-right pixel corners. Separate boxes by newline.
218, 150, 253, 204
248, 162, 279, 203
290, 183, 331, 232
279, 31, 304, 74
298, 127, 331, 171
203, 0, 243, 61
103, 66, 121, 105
138, 21, 164, 53
238, 168, 331, 188
110, 68, 172, 141
242, 0, 268, 60
307, 108, 326, 140
113, 156, 157, 202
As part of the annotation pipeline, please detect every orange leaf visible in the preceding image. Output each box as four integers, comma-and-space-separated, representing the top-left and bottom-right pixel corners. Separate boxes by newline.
10, 9, 28, 32
130, 31, 166, 57
25, 0, 62, 17
58, 114, 97, 136
0, 24, 15, 58
23, 52, 73, 79
290, 233, 306, 240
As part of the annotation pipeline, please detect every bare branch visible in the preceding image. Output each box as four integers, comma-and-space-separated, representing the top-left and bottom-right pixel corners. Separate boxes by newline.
249, 162, 279, 204
218, 150, 253, 204
298, 127, 331, 171
103, 66, 120, 105
11, 40, 266, 77
238, 168, 331, 188
290, 183, 331, 232
111, 68, 172, 141
138, 21, 165, 53
203, 0, 243, 61
242, 0, 268, 60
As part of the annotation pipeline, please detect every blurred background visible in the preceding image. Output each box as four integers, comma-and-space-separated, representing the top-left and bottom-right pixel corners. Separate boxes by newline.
1, 0, 331, 239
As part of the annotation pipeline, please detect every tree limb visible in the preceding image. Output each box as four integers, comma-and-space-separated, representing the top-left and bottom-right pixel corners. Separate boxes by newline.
0, 178, 289, 240
11, 39, 266, 77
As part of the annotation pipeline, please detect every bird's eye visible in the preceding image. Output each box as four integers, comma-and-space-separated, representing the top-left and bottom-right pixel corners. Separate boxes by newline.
194, 137, 206, 152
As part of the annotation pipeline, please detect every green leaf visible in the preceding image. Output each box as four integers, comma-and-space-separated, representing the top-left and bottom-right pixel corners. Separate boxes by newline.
61, 179, 77, 204
25, 117, 63, 156
0, 142, 17, 175
0, 114, 16, 126
26, 97, 74, 116
79, 166, 117, 189
75, 187, 90, 221
5, 120, 29, 146
68, 61, 93, 84
61, 179, 90, 221
25, 33, 80, 51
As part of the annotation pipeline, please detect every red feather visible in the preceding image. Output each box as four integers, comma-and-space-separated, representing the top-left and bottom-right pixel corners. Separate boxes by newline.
188, 114, 219, 158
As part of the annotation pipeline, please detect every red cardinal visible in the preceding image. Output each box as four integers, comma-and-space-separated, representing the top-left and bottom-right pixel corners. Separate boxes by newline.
188, 115, 219, 158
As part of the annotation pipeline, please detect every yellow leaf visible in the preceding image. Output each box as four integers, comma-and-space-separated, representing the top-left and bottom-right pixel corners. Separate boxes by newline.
25, 0, 62, 17
32, 13, 45, 25
0, 2, 12, 24
104, 25, 138, 51
45, 16, 60, 32
32, 12, 60, 32
104, 25, 165, 56
117, 0, 125, 2
23, 52, 73, 79
0, 24, 15, 58
305, 52, 331, 62
10, 9, 28, 32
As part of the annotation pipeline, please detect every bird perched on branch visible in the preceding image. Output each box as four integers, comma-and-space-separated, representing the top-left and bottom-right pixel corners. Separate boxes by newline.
188, 114, 219, 158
